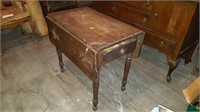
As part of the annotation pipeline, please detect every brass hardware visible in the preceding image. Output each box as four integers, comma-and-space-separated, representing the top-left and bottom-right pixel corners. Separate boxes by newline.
145, 0, 150, 6
154, 13, 158, 17
89, 26, 95, 30
112, 7, 116, 12
160, 41, 164, 47
120, 48, 125, 55
142, 17, 147, 23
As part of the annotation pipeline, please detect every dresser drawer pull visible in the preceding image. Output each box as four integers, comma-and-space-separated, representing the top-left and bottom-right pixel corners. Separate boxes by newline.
145, 0, 150, 6
160, 41, 165, 47
142, 17, 147, 23
154, 13, 158, 17
112, 7, 116, 12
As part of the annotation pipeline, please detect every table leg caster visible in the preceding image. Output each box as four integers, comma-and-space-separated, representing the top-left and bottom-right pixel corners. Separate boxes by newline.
121, 80, 127, 91
59, 61, 65, 73
121, 86, 126, 91
92, 100, 98, 111
93, 106, 98, 111
60, 68, 65, 73
166, 76, 172, 83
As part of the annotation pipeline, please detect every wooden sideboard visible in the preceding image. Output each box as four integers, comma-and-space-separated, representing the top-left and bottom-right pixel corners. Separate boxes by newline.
92, 1, 199, 82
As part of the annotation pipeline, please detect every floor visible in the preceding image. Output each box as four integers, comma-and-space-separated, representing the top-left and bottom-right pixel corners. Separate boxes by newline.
1, 36, 199, 112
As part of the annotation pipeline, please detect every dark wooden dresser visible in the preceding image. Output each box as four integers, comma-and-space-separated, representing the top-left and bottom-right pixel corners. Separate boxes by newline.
92, 1, 199, 82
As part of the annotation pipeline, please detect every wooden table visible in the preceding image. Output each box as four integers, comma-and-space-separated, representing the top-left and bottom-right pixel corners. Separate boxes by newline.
46, 7, 144, 111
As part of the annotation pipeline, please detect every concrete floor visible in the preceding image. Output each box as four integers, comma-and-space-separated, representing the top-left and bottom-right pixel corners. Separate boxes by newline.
1, 36, 199, 112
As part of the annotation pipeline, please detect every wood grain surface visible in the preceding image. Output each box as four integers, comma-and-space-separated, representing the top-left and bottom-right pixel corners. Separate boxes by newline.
47, 7, 142, 51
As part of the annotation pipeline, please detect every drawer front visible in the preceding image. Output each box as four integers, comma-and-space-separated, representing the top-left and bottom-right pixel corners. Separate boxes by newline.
107, 2, 149, 27
147, 1, 177, 38
47, 18, 97, 80
147, 1, 197, 39
92, 1, 109, 13
93, 1, 197, 41
143, 29, 177, 53
102, 38, 137, 63
119, 1, 153, 14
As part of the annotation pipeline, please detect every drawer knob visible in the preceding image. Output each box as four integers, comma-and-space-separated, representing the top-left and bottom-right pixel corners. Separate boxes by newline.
120, 48, 125, 55
142, 17, 147, 23
160, 41, 165, 47
145, 0, 150, 6
112, 7, 116, 12
154, 13, 158, 17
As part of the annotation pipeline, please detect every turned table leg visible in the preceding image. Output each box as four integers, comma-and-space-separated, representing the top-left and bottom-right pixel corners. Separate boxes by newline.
92, 73, 99, 111
166, 59, 180, 82
121, 53, 133, 91
56, 48, 65, 73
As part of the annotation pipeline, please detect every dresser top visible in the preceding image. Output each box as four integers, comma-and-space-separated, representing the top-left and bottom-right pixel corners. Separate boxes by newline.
47, 7, 142, 50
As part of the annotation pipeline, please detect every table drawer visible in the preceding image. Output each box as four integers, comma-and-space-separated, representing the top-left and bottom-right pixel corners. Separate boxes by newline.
107, 2, 149, 27
144, 30, 177, 53
102, 38, 137, 63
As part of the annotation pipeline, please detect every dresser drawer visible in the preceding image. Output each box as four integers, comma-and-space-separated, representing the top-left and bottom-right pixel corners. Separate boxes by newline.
119, 1, 153, 14
147, 1, 197, 39
107, 2, 149, 27
144, 30, 177, 53
92, 1, 109, 13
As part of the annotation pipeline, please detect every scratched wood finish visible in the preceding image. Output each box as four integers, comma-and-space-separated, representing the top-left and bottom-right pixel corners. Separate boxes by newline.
47, 20, 97, 80
46, 7, 144, 110
1, 37, 199, 112
92, 1, 199, 82
47, 7, 142, 50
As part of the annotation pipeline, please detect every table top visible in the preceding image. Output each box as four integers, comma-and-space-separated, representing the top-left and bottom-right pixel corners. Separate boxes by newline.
47, 7, 142, 50
0, 7, 30, 29
1, 7, 29, 26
